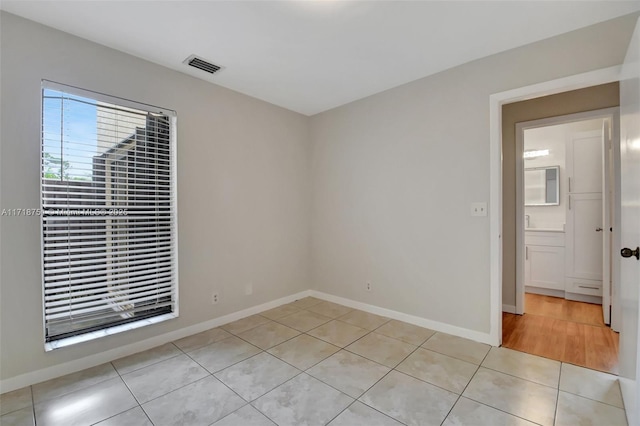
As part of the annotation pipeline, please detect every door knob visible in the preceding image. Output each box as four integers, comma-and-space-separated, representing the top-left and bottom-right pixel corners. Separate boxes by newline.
621, 247, 640, 260
596, 227, 603, 232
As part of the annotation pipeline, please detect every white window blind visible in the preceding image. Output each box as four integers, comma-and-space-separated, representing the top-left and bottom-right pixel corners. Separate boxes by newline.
40, 81, 178, 344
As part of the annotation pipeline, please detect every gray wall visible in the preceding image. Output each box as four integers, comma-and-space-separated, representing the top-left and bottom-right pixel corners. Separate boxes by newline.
310, 14, 637, 333
0, 12, 311, 381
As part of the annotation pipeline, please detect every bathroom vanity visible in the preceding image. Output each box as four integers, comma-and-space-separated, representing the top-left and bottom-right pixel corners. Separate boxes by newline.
524, 229, 565, 294
525, 227, 603, 303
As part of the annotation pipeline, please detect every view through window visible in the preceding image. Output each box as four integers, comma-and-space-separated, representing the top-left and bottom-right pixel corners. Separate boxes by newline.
41, 82, 178, 344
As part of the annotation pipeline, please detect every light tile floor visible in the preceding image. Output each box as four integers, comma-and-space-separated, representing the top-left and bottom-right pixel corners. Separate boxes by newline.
0, 297, 628, 426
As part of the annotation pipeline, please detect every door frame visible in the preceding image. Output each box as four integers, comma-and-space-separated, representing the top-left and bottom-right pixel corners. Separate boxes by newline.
489, 65, 621, 346
514, 108, 619, 323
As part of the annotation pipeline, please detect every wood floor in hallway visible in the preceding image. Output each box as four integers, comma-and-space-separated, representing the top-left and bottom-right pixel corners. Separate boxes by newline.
502, 293, 619, 374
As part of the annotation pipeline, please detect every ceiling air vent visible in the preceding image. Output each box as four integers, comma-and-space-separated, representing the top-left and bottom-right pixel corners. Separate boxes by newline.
184, 55, 223, 75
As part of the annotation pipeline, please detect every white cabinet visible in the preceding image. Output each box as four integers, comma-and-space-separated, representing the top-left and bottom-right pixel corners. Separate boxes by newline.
566, 130, 603, 194
525, 244, 565, 291
525, 231, 565, 293
566, 193, 603, 281
565, 277, 603, 297
565, 129, 604, 298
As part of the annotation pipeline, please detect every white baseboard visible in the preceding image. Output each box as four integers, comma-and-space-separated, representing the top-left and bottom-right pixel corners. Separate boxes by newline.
1, 288, 498, 392
565, 292, 603, 305
0, 290, 311, 393
502, 304, 517, 314
525, 286, 565, 298
309, 291, 494, 346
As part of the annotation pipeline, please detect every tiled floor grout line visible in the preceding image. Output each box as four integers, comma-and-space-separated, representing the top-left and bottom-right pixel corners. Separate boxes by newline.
387, 362, 475, 398
181, 347, 269, 408
559, 392, 627, 410
244, 369, 307, 405
232, 311, 400, 425
441, 347, 550, 426
241, 369, 338, 426
102, 361, 153, 426
30, 369, 121, 407
241, 371, 312, 423
319, 330, 434, 425
557, 358, 619, 376
202, 402, 252, 426
182, 324, 625, 412
184, 339, 262, 374
112, 342, 184, 376
323, 355, 410, 426
4, 301, 347, 425
230, 326, 302, 354
244, 403, 282, 426
553, 389, 560, 426
553, 363, 564, 426
325, 387, 407, 426
271, 314, 333, 331
478, 362, 561, 390
116, 340, 259, 425
438, 344, 492, 426
20, 307, 443, 426
184, 307, 362, 421
228, 302, 370, 426
554, 362, 627, 412
13, 298, 625, 426
322, 329, 434, 426
440, 350, 535, 426
478, 364, 558, 387
30, 385, 37, 426
454, 393, 548, 426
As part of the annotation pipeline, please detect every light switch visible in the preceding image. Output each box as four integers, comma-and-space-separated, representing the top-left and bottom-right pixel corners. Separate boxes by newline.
471, 202, 487, 217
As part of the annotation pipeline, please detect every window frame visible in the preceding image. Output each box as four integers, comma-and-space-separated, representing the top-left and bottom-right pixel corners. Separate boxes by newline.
40, 80, 179, 351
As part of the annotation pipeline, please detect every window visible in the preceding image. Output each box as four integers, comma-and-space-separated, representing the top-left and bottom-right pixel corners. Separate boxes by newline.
40, 81, 178, 348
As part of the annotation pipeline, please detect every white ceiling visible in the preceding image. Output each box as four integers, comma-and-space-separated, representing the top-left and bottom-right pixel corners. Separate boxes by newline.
2, 1, 639, 115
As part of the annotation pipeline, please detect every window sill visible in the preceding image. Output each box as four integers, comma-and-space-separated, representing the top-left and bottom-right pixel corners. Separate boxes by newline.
44, 313, 178, 352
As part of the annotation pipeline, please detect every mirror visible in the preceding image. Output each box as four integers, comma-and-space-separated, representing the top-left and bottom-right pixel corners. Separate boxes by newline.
524, 166, 559, 206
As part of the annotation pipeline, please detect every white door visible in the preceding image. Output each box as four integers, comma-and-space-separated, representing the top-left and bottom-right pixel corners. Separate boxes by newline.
602, 119, 613, 326
567, 130, 604, 194
566, 127, 610, 323
618, 17, 640, 426
566, 193, 603, 281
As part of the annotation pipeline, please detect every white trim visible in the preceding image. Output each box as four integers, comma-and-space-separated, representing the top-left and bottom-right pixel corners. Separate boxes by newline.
44, 312, 178, 351
0, 290, 311, 393
42, 80, 176, 116
489, 65, 621, 346
502, 304, 517, 314
525, 286, 565, 298
489, 87, 503, 346
515, 122, 526, 315
565, 292, 604, 305
309, 291, 494, 345
611, 107, 622, 332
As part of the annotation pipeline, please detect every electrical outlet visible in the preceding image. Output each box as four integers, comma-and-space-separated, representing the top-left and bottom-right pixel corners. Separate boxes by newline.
471, 202, 487, 217
211, 292, 219, 304
366, 281, 372, 292
244, 283, 253, 296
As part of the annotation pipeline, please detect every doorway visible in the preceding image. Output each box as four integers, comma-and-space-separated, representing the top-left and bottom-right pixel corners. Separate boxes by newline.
503, 110, 620, 373
490, 21, 640, 419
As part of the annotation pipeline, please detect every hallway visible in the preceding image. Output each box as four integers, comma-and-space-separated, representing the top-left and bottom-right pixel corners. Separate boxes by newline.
502, 294, 619, 374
